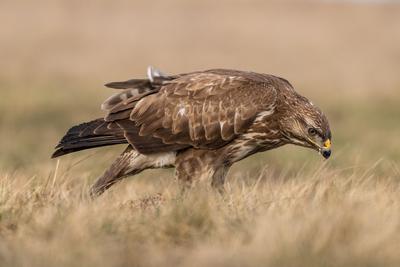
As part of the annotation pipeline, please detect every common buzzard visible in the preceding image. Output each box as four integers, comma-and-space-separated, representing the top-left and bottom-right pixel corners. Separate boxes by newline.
52, 67, 332, 196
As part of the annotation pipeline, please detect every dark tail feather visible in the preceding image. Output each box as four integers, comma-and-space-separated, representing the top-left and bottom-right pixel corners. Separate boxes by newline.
52, 118, 128, 158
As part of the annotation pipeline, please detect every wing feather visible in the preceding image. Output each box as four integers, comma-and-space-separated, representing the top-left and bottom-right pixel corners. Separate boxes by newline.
101, 69, 280, 154
126, 71, 277, 151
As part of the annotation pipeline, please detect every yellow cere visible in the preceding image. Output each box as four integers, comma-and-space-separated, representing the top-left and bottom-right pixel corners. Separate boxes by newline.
324, 139, 331, 149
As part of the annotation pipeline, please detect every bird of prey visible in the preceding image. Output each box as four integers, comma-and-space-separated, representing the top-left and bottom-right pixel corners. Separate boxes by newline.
52, 67, 332, 196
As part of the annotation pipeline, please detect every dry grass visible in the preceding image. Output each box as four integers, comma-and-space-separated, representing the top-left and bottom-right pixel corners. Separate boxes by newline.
1, 163, 400, 267
1, 0, 400, 266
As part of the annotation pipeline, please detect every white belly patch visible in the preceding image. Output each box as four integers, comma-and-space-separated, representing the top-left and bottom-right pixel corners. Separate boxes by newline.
128, 151, 176, 170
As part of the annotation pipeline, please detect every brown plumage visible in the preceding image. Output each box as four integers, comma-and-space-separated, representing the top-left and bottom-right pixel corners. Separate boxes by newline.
52, 67, 332, 196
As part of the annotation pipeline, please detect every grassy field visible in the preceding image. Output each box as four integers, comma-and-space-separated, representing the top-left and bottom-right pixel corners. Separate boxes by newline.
1, 1, 400, 266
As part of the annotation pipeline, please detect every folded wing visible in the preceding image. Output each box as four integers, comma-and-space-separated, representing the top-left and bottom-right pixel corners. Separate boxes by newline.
106, 69, 278, 154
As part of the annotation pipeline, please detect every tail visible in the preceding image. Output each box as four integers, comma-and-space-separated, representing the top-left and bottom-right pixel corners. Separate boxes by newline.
52, 118, 128, 158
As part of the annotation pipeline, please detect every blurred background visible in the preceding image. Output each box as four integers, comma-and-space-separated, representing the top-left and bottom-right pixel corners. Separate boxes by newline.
1, 0, 399, 181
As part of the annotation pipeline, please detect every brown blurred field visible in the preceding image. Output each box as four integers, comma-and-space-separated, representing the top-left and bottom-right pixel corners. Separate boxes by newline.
1, 1, 400, 266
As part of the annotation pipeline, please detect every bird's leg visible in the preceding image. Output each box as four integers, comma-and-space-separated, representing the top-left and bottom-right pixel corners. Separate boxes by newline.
175, 148, 228, 191
210, 164, 231, 193
90, 147, 177, 197
90, 146, 142, 197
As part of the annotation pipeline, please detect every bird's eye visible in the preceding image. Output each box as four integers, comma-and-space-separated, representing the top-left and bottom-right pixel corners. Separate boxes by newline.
308, 128, 317, 136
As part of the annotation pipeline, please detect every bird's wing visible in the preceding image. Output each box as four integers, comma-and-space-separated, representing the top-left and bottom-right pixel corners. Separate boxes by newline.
106, 70, 278, 154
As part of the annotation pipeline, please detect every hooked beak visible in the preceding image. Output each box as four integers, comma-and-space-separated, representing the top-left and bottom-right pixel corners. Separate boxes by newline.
320, 139, 332, 159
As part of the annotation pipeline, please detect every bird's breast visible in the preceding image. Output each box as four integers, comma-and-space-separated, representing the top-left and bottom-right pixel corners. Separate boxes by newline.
222, 131, 283, 163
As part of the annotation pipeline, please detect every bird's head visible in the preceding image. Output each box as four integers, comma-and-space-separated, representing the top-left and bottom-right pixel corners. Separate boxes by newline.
280, 98, 332, 159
